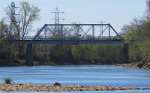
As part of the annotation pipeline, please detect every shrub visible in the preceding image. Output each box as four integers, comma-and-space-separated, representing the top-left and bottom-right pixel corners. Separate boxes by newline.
53, 82, 61, 86
4, 78, 12, 84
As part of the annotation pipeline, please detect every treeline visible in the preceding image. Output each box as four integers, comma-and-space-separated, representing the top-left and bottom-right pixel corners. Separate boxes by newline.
32, 45, 125, 65
0, 41, 126, 66
122, 0, 150, 68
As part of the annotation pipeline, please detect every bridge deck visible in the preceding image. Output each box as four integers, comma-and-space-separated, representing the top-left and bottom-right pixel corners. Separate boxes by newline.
13, 39, 124, 45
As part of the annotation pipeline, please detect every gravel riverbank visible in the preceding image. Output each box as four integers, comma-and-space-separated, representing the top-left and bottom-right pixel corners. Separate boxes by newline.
0, 84, 138, 91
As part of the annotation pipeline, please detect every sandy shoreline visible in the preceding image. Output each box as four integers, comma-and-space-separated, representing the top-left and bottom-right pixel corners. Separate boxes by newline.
0, 84, 140, 91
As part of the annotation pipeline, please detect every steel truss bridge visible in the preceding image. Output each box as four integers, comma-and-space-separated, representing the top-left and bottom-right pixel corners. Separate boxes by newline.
20, 24, 123, 44
11, 24, 128, 65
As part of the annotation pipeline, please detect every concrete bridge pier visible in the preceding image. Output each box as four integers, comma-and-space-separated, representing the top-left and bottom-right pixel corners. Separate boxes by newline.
26, 43, 33, 66
123, 43, 129, 62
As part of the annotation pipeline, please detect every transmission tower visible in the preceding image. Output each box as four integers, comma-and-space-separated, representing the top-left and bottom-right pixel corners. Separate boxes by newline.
51, 8, 64, 38
51, 8, 64, 24
9, 2, 19, 39
10, 2, 18, 24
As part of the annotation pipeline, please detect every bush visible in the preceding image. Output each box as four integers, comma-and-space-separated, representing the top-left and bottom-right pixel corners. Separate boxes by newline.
53, 82, 61, 86
4, 78, 12, 84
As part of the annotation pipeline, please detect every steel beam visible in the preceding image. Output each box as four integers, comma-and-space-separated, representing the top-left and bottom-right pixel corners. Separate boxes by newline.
13, 40, 124, 45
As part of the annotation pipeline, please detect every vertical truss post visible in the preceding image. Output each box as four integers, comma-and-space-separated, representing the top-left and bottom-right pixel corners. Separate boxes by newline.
60, 24, 63, 40
76, 24, 80, 40
92, 25, 95, 40
100, 25, 103, 38
109, 25, 111, 39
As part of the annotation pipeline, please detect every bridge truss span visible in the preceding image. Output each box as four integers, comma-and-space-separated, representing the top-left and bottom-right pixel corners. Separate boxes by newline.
32, 24, 123, 42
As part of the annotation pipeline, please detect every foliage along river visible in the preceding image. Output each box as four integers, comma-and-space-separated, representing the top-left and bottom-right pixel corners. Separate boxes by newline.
0, 65, 150, 93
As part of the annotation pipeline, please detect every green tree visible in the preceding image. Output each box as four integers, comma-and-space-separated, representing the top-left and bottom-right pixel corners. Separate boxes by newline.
0, 20, 8, 39
122, 0, 150, 63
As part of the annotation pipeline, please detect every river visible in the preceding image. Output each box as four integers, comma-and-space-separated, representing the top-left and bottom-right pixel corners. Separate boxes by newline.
0, 65, 150, 93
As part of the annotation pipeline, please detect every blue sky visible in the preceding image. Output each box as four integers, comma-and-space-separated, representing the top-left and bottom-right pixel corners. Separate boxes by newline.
0, 0, 147, 32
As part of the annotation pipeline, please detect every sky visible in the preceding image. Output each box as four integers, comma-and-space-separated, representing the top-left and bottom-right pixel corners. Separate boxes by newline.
0, 0, 147, 33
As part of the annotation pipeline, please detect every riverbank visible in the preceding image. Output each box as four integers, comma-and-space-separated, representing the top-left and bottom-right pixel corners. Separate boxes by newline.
117, 62, 150, 70
0, 84, 139, 91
